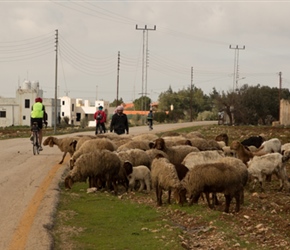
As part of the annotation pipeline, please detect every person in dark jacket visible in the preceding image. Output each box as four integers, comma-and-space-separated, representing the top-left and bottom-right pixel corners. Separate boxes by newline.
110, 105, 129, 135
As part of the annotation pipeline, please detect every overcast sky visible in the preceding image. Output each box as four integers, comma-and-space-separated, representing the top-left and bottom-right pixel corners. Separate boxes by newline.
1, 0, 290, 104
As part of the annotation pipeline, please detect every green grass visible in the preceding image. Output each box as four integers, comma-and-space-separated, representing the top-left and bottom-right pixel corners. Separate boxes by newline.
53, 183, 183, 250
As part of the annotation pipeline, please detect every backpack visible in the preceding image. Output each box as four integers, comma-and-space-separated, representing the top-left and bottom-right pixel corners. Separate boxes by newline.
96, 112, 103, 121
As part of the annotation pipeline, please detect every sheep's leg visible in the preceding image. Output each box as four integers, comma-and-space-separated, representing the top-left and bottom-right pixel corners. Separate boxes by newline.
205, 192, 214, 209
155, 185, 162, 206
59, 152, 67, 164
224, 194, 232, 213
212, 193, 219, 206
234, 192, 241, 213
138, 180, 145, 192
145, 179, 151, 192
167, 189, 171, 204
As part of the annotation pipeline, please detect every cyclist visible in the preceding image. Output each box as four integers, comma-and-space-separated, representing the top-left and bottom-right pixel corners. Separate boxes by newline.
147, 109, 153, 130
30, 97, 47, 151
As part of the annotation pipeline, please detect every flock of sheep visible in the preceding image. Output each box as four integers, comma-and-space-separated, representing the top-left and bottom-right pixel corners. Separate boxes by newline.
43, 130, 290, 213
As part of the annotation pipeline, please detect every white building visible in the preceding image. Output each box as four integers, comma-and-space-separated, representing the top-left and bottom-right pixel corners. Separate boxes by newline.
0, 80, 110, 128
0, 80, 60, 127
60, 96, 109, 127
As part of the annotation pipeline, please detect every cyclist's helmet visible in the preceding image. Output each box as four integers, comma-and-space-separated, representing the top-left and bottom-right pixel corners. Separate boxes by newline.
35, 97, 43, 103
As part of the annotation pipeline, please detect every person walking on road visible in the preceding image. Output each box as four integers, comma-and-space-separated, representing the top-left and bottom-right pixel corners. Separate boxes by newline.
110, 105, 129, 135
94, 106, 107, 134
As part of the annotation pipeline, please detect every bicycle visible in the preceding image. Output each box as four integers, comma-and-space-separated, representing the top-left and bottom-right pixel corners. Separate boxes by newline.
31, 122, 40, 155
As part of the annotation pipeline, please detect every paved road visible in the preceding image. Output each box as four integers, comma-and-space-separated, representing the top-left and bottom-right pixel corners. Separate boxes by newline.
0, 121, 216, 250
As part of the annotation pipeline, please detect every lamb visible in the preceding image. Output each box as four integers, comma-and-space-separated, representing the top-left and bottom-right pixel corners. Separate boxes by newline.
181, 162, 244, 213
70, 138, 118, 169
151, 154, 185, 206
152, 137, 199, 165
64, 150, 121, 195
230, 140, 255, 165
43, 136, 79, 164
247, 152, 289, 192
123, 161, 151, 192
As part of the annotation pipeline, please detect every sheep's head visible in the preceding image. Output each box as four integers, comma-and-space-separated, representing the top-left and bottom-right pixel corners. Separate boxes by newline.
69, 140, 78, 151
153, 138, 165, 150
173, 188, 187, 206
123, 161, 133, 176
154, 153, 165, 160
64, 175, 74, 189
69, 157, 76, 170
43, 137, 54, 147
230, 141, 241, 150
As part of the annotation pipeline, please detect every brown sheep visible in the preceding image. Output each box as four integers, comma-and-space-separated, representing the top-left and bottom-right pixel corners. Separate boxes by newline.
43, 136, 78, 164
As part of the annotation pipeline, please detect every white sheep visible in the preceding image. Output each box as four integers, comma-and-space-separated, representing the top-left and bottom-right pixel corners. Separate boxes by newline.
43, 136, 79, 164
247, 152, 289, 192
64, 150, 122, 195
126, 164, 151, 192
255, 138, 282, 155
181, 162, 244, 213
151, 154, 185, 206
70, 138, 117, 169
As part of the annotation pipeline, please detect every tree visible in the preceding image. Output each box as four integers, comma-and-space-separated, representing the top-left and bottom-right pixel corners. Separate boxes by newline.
133, 96, 152, 110
110, 98, 124, 107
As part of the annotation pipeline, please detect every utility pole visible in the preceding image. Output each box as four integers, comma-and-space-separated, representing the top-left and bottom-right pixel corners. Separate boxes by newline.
116, 51, 120, 106
54, 29, 58, 134
229, 45, 245, 91
136, 24, 156, 111
190, 67, 193, 122
279, 71, 282, 121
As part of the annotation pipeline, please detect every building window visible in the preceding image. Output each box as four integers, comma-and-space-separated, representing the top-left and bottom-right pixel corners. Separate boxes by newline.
23, 116, 26, 120
62, 112, 64, 116
0, 111, 6, 118
25, 99, 30, 108
62, 100, 65, 105
72, 103, 74, 111
76, 113, 81, 122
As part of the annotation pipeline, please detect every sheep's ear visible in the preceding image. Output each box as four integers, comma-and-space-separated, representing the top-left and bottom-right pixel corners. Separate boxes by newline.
64, 176, 73, 189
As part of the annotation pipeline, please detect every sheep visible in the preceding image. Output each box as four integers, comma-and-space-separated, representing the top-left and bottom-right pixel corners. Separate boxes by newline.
70, 135, 94, 152
116, 140, 151, 152
182, 150, 225, 170
132, 133, 159, 142
181, 162, 244, 213
241, 135, 265, 148
255, 138, 282, 155
70, 138, 118, 169
162, 136, 192, 147
215, 133, 229, 146
152, 137, 199, 165
222, 146, 236, 157
247, 152, 290, 192
43, 136, 79, 164
145, 148, 169, 165
185, 131, 205, 139
281, 143, 290, 155
151, 154, 185, 206
230, 140, 255, 165
64, 150, 121, 195
116, 148, 151, 169
187, 137, 213, 151
123, 161, 151, 192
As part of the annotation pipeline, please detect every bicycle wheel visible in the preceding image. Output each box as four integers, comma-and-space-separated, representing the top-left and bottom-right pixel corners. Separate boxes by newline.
33, 132, 39, 155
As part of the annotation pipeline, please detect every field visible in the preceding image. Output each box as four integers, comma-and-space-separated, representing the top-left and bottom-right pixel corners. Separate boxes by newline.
51, 124, 290, 249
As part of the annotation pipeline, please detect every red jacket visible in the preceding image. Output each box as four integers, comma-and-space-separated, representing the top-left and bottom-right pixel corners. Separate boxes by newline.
94, 110, 106, 123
